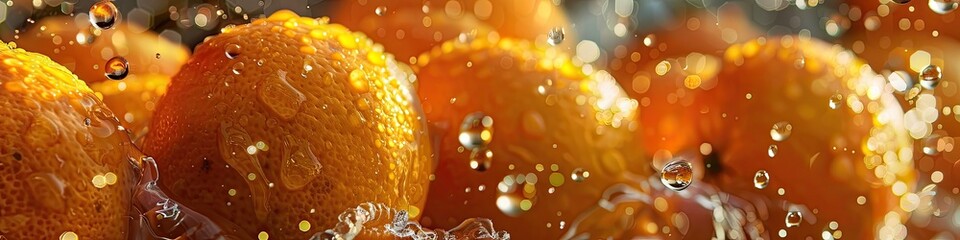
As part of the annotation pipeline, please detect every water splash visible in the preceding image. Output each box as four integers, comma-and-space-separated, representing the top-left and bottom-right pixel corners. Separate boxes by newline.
314, 202, 510, 240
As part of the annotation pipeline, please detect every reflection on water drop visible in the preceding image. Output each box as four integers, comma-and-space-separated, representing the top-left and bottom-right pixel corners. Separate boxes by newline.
496, 174, 537, 216
922, 134, 942, 155
60, 231, 78, 240
469, 149, 492, 172
660, 160, 693, 191
375, 6, 387, 16
231, 62, 244, 75
225, 43, 241, 59
794, 56, 805, 69
258, 71, 305, 120
892, 0, 911, 3
785, 211, 802, 227
27, 172, 66, 212
104, 56, 129, 80
929, 0, 959, 14
919, 65, 942, 90
828, 94, 842, 110
547, 27, 564, 46
754, 170, 770, 189
571, 168, 589, 182
770, 121, 793, 142
458, 112, 493, 150
89, 1, 119, 30
768, 144, 779, 158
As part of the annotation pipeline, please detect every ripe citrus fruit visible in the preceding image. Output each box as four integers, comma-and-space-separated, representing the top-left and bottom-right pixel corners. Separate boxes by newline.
142, 10, 432, 239
0, 42, 138, 239
334, 0, 574, 61
18, 16, 188, 142
620, 37, 915, 238
413, 36, 645, 239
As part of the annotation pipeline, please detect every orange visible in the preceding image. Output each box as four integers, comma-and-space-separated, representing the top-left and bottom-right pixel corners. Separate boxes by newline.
618, 37, 915, 238
17, 16, 188, 141
0, 42, 138, 239
142, 10, 432, 239
414, 36, 645, 239
334, 0, 574, 61
842, 0, 958, 69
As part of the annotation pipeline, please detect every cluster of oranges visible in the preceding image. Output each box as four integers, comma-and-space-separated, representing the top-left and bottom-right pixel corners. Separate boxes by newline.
0, 0, 956, 239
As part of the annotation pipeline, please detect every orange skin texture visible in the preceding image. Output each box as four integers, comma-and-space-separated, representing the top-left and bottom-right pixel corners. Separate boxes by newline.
615, 38, 915, 238
414, 37, 646, 239
88, 74, 169, 142
0, 43, 138, 239
333, 0, 575, 61
143, 11, 432, 239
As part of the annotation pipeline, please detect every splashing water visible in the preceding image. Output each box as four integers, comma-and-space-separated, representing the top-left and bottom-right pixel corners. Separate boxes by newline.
314, 202, 510, 240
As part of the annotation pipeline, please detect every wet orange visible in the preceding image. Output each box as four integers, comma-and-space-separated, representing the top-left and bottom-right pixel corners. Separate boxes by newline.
142, 10, 432, 239
617, 37, 915, 238
0, 42, 138, 239
414, 36, 645, 239
17, 16, 188, 141
334, 0, 574, 61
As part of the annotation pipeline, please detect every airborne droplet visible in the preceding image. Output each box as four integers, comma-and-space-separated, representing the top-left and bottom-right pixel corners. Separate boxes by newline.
89, 1, 119, 30
469, 149, 492, 172
375, 6, 387, 16
571, 168, 589, 182
919, 65, 942, 90
828, 94, 842, 110
768, 144, 778, 158
754, 170, 770, 189
660, 160, 693, 191
770, 121, 793, 142
546, 27, 564, 46
785, 211, 802, 227
104, 56, 129, 80
922, 134, 943, 156
458, 112, 494, 150
929, 0, 959, 14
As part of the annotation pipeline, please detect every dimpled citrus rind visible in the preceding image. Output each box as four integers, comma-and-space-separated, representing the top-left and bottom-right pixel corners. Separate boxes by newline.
414, 36, 643, 239
145, 10, 431, 239
0, 42, 135, 240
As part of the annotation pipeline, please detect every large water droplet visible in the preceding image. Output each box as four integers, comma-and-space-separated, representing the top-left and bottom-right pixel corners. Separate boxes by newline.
660, 160, 693, 191
218, 123, 271, 221
258, 70, 305, 120
547, 27, 564, 46
281, 135, 322, 190
458, 112, 493, 150
26, 172, 66, 212
89, 1, 119, 30
929, 0, 959, 14
104, 56, 129, 80
919, 65, 942, 90
828, 94, 842, 110
770, 121, 793, 142
754, 170, 770, 189
225, 43, 241, 59
571, 168, 590, 182
768, 144, 779, 158
785, 211, 802, 227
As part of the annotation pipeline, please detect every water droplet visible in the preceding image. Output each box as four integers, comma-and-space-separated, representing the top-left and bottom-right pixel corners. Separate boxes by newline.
828, 94, 842, 110
155, 53, 161, 59
27, 172, 66, 212
785, 211, 802, 227
225, 43, 241, 59
770, 121, 793, 142
280, 135, 322, 190
495, 175, 536, 216
929, 0, 959, 14
89, 1, 118, 30
458, 112, 494, 150
60, 231, 78, 240
768, 145, 778, 158
219, 123, 271, 221
258, 71, 305, 120
754, 170, 770, 189
660, 160, 693, 191
231, 62, 244, 75
919, 65, 942, 89
375, 6, 387, 16
892, 0, 911, 4
547, 27, 564, 46
348, 69, 369, 93
922, 134, 943, 155
571, 168, 589, 182
794, 56, 805, 69
104, 56, 128, 80
469, 149, 492, 171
